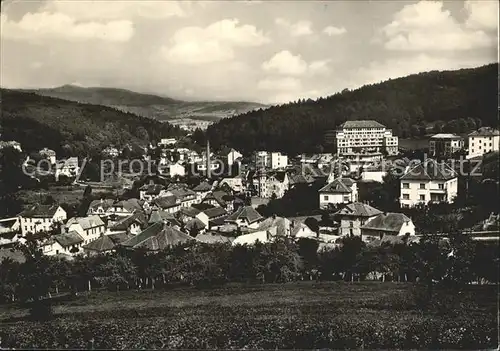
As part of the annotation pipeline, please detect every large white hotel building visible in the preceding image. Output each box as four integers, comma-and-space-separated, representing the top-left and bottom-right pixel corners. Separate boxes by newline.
335, 120, 398, 157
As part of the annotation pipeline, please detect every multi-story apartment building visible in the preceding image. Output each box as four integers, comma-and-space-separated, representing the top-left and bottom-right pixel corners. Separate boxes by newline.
19, 204, 67, 235
254, 151, 288, 169
399, 159, 458, 208
467, 127, 500, 159
335, 120, 398, 157
429, 134, 464, 158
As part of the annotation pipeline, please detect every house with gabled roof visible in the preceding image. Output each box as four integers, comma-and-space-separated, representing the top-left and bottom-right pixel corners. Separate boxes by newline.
83, 232, 135, 255
361, 212, 415, 242
106, 213, 146, 235
139, 180, 168, 201
251, 169, 289, 199
121, 222, 194, 251
148, 210, 183, 230
225, 206, 263, 229
318, 177, 358, 209
19, 204, 67, 236
399, 159, 458, 208
64, 215, 106, 245
196, 206, 228, 229
41, 231, 85, 256
175, 206, 202, 224
165, 187, 199, 208
334, 202, 383, 236
87, 199, 115, 216
201, 190, 234, 212
152, 196, 182, 214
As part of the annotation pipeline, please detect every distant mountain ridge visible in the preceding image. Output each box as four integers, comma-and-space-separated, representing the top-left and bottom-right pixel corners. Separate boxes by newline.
0, 89, 185, 156
24, 85, 268, 122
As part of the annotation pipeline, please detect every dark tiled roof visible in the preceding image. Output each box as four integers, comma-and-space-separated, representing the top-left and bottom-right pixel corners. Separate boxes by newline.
83, 235, 116, 252
319, 178, 353, 193
185, 218, 206, 231
400, 159, 457, 181
203, 190, 233, 207
177, 206, 201, 218
108, 232, 135, 244
340, 120, 385, 129
121, 222, 194, 250
88, 199, 114, 211
226, 206, 263, 224
335, 202, 382, 218
140, 184, 165, 195
193, 181, 213, 192
113, 198, 143, 212
52, 231, 84, 247
209, 215, 229, 227
108, 213, 146, 231
0, 248, 26, 263
203, 207, 228, 219
362, 213, 411, 233
148, 211, 182, 227
289, 174, 315, 185
469, 127, 500, 137
153, 196, 180, 209
19, 204, 61, 218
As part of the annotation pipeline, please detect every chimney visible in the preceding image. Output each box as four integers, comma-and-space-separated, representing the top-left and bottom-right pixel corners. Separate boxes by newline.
206, 140, 211, 179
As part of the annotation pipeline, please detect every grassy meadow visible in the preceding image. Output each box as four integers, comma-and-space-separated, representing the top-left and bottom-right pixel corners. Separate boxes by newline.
0, 282, 497, 349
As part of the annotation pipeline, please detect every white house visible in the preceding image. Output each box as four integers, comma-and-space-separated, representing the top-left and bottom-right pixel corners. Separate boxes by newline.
334, 202, 383, 236
55, 157, 79, 181
361, 212, 416, 242
220, 177, 244, 193
64, 215, 106, 245
41, 231, 84, 256
225, 206, 263, 229
196, 207, 228, 229
19, 205, 67, 236
252, 170, 289, 198
167, 163, 186, 178
467, 127, 500, 159
221, 148, 243, 167
429, 134, 464, 158
399, 159, 458, 208
270, 152, 288, 169
318, 178, 358, 209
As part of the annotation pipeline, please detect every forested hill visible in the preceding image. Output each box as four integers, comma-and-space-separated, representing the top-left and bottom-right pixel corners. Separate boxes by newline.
207, 64, 498, 155
0, 89, 185, 157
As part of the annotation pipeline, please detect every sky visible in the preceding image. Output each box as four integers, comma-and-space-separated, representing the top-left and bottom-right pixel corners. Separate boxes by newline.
0, 0, 498, 104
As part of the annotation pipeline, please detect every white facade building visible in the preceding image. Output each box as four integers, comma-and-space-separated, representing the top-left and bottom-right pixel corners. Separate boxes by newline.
319, 178, 358, 209
335, 120, 398, 156
55, 157, 79, 181
429, 134, 464, 158
270, 152, 288, 169
19, 205, 67, 235
467, 127, 500, 159
399, 159, 458, 208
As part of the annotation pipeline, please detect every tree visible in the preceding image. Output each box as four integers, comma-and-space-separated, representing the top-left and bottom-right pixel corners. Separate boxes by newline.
95, 254, 137, 291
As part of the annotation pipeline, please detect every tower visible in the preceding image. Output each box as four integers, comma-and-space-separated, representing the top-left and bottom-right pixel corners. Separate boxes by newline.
206, 140, 211, 179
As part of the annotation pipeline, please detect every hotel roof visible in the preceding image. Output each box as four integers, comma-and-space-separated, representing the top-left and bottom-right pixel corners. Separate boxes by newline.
339, 120, 386, 129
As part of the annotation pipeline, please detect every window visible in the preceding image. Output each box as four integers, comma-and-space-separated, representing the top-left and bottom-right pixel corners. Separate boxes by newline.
403, 194, 410, 200
343, 196, 349, 202
349, 229, 353, 236
350, 221, 354, 228
438, 183, 444, 189
323, 195, 328, 201
420, 183, 425, 189
402, 183, 409, 189
419, 195, 425, 201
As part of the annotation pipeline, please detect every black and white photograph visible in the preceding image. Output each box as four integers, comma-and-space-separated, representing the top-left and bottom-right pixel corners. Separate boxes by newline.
0, 0, 498, 349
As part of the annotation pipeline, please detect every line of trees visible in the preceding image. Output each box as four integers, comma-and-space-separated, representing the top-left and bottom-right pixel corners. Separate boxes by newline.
1, 233, 497, 311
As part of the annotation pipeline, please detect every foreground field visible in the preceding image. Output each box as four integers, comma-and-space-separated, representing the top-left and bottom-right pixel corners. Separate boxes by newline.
0, 282, 497, 349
